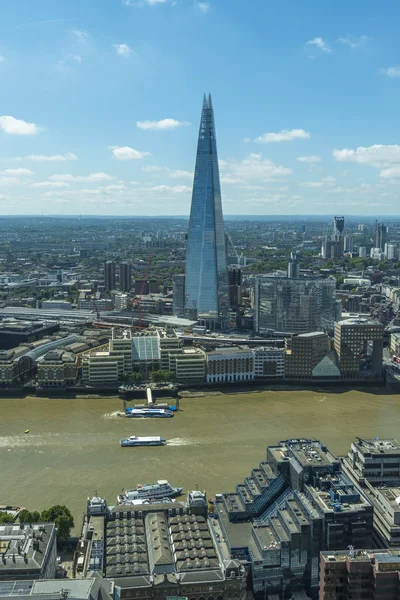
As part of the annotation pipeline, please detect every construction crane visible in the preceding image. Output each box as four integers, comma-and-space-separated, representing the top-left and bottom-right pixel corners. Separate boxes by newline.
227, 233, 243, 266
136, 253, 152, 328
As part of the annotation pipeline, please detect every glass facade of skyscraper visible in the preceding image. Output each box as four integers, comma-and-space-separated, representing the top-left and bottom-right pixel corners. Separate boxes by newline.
254, 276, 337, 335
185, 94, 230, 328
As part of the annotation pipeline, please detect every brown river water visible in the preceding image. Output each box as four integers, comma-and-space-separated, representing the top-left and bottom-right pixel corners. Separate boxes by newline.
1, 389, 400, 531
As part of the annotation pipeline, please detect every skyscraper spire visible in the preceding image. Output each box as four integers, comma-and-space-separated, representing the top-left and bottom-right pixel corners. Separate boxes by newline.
184, 94, 229, 328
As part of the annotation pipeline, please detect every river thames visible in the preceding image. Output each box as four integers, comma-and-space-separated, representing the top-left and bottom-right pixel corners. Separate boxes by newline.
1, 388, 400, 530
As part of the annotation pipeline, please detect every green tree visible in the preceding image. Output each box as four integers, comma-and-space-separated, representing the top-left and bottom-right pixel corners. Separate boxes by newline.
40, 505, 74, 539
18, 510, 41, 523
151, 370, 176, 383
0, 512, 14, 524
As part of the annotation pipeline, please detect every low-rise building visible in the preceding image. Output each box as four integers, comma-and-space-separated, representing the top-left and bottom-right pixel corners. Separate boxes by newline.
0, 522, 57, 581
206, 346, 254, 383
0, 578, 113, 600
37, 349, 77, 387
78, 493, 246, 600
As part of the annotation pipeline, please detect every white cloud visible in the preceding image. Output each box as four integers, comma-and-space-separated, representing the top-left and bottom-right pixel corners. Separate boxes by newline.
142, 165, 165, 172
109, 145, 151, 160
73, 55, 82, 63
306, 37, 332, 54
150, 185, 191, 193
72, 29, 89, 42
333, 145, 400, 168
169, 170, 193, 179
18, 152, 78, 162
145, 0, 166, 3
32, 181, 69, 188
0, 176, 21, 185
254, 129, 310, 143
112, 43, 132, 56
197, 2, 210, 12
0, 116, 41, 135
3, 168, 33, 175
380, 167, 400, 180
380, 66, 400, 78
297, 155, 321, 164
300, 176, 336, 188
49, 172, 114, 182
136, 118, 189, 130
337, 35, 369, 49
220, 153, 292, 182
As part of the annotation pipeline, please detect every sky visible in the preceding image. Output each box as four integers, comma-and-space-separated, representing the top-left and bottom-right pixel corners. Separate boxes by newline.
1, 0, 400, 217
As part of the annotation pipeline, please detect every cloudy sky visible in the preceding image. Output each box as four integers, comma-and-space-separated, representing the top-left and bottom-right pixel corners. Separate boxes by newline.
1, 0, 400, 216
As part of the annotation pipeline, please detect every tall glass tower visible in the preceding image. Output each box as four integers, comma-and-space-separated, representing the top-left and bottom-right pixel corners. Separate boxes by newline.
185, 94, 230, 328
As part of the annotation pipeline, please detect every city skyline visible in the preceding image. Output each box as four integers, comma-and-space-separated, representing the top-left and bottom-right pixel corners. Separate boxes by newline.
185, 94, 230, 327
1, 0, 400, 216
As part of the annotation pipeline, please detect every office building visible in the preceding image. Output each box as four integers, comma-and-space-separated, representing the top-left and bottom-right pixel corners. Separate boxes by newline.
109, 329, 132, 372
334, 318, 384, 379
119, 261, 131, 292
228, 267, 242, 309
0, 522, 57, 580
0, 349, 35, 386
168, 347, 206, 384
358, 246, 367, 258
333, 216, 345, 236
37, 349, 77, 387
114, 293, 128, 311
214, 438, 373, 598
206, 346, 254, 383
185, 94, 230, 328
0, 321, 59, 350
370, 247, 385, 261
41, 300, 72, 310
287, 251, 300, 278
285, 332, 339, 380
254, 276, 336, 335
319, 549, 400, 600
344, 438, 400, 488
104, 261, 116, 291
172, 273, 186, 317
384, 243, 397, 260
375, 220, 388, 251
344, 235, 354, 253
82, 351, 124, 385
343, 439, 400, 548
0, 579, 112, 600
79, 494, 246, 600
253, 347, 285, 379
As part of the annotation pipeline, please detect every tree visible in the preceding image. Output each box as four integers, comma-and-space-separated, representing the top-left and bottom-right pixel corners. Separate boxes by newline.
40, 505, 74, 539
0, 512, 14, 524
18, 510, 41, 523
151, 370, 176, 383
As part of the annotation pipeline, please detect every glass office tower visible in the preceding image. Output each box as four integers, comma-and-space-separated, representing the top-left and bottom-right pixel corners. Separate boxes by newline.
185, 94, 230, 328
254, 276, 337, 335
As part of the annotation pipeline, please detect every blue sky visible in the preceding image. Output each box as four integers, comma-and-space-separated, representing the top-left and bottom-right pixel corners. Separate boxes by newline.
1, 0, 400, 216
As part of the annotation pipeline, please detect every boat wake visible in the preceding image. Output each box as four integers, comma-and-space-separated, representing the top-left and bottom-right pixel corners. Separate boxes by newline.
102, 411, 124, 419
167, 438, 199, 447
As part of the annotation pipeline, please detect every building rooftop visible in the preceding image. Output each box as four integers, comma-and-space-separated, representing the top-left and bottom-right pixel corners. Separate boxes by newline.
0, 523, 55, 574
353, 438, 400, 454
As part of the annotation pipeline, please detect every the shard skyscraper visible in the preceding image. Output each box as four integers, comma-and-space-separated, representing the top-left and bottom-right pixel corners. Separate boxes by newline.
185, 94, 230, 328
